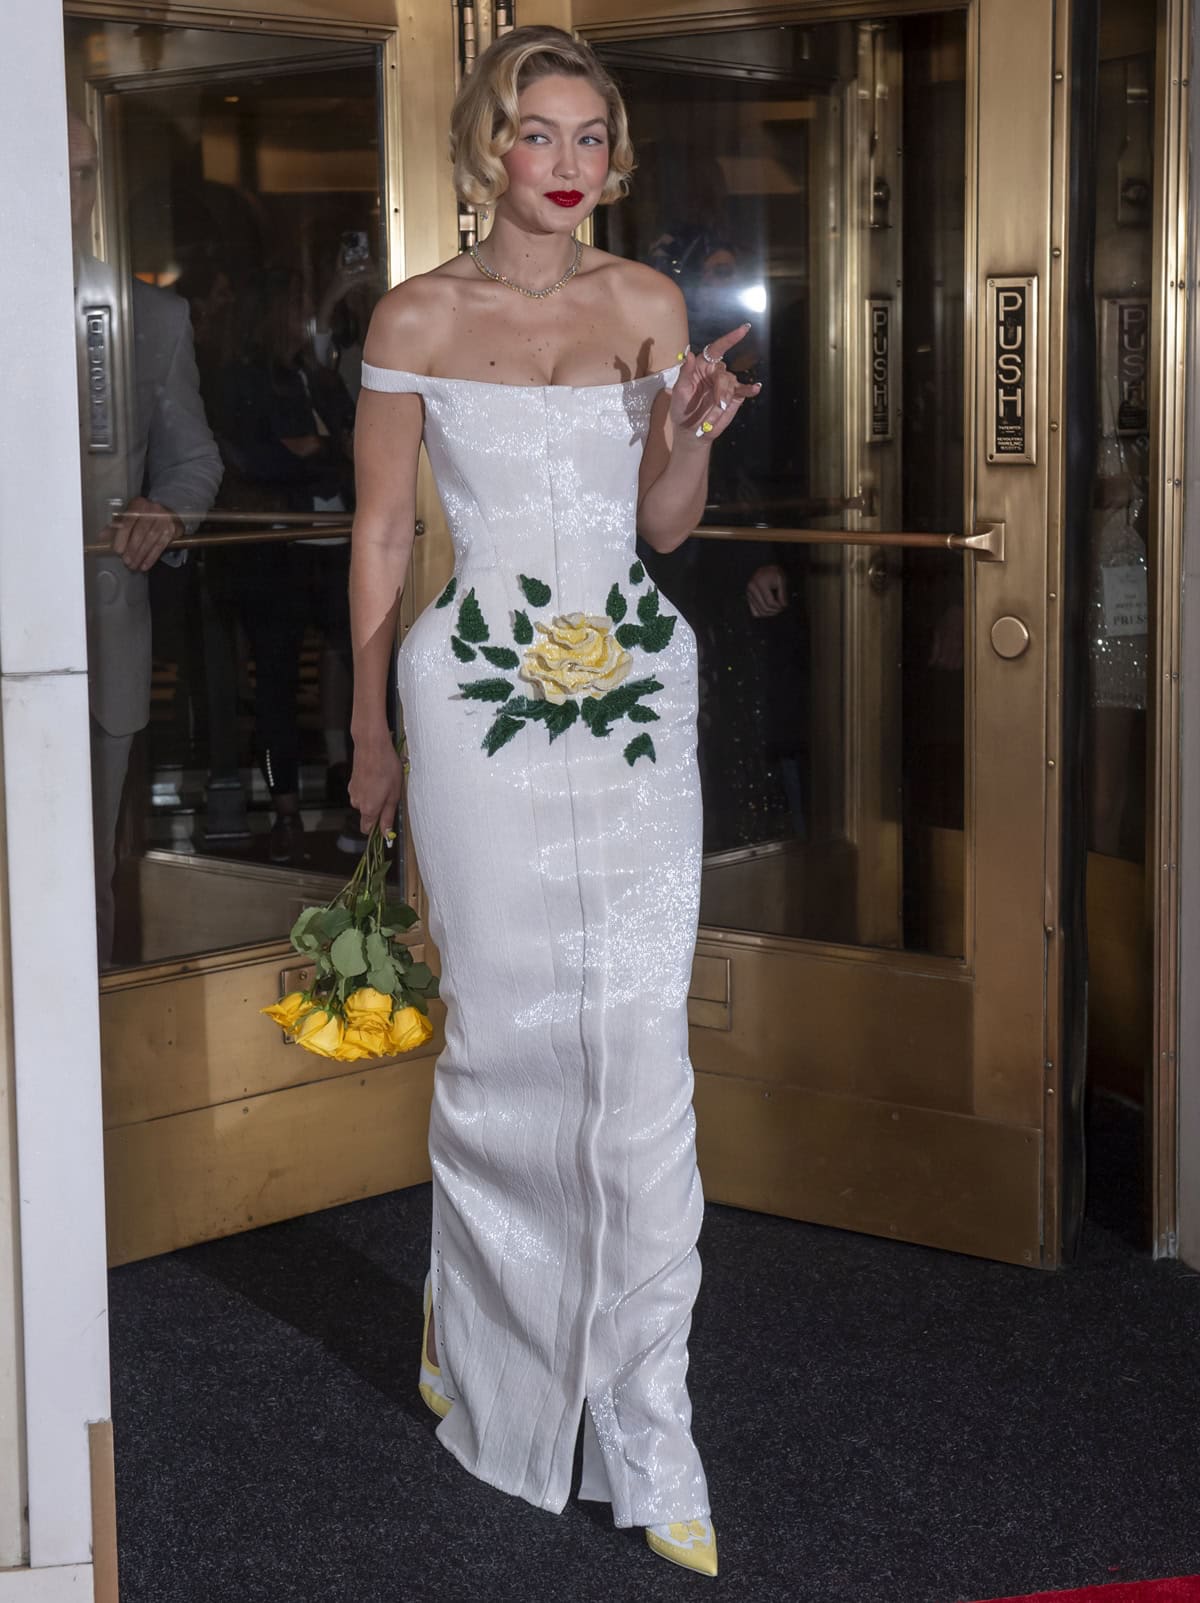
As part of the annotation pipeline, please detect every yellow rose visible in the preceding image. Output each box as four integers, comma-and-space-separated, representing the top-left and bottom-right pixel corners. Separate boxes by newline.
337, 1025, 384, 1061
293, 1007, 345, 1059
262, 991, 307, 1032
345, 987, 394, 1026
519, 612, 632, 705
389, 1005, 434, 1054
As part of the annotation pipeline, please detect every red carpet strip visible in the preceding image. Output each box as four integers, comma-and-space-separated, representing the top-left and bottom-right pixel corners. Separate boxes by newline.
977, 1580, 1200, 1603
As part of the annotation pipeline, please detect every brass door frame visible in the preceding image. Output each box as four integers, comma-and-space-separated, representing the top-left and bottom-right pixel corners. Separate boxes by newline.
568, 0, 1073, 1264
64, 0, 467, 1266
1148, 0, 1190, 1257
66, 0, 461, 967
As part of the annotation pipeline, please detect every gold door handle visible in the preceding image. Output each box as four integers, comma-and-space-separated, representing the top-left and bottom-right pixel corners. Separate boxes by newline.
86, 513, 427, 554
691, 519, 1005, 561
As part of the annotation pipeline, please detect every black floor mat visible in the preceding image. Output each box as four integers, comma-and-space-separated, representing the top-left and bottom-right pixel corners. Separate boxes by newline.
109, 1097, 1198, 1603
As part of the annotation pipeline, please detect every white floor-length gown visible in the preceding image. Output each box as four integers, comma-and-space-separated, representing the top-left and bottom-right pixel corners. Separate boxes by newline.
360, 359, 710, 1529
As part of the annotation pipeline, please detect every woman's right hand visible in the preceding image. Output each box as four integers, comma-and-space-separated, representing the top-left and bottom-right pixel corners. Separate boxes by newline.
348, 736, 406, 838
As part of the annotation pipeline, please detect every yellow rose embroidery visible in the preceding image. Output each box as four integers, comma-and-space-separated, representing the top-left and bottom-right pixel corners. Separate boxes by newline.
519, 613, 633, 705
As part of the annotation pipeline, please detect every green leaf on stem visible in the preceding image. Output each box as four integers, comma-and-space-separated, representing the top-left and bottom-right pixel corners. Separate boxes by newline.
330, 928, 368, 979
384, 899, 418, 931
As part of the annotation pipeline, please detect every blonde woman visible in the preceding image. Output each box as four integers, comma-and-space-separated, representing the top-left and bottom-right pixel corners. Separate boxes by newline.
349, 24, 758, 1577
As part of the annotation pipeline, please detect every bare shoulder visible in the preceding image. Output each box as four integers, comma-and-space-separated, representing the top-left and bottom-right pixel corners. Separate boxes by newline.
584, 249, 688, 370
587, 249, 685, 317
362, 260, 473, 372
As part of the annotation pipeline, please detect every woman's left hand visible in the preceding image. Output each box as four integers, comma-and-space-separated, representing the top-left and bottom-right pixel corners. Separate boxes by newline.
669, 323, 762, 447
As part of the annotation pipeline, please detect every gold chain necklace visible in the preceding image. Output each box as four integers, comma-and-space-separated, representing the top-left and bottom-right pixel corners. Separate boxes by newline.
468, 238, 582, 299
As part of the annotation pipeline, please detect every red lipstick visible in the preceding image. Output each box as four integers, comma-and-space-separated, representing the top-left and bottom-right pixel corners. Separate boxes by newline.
545, 190, 583, 207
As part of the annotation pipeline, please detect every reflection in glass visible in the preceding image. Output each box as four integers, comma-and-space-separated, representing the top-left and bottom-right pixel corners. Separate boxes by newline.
66, 20, 395, 968
595, 14, 966, 955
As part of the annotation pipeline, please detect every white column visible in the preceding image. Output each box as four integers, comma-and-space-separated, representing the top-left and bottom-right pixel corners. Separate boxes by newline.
0, 0, 111, 1570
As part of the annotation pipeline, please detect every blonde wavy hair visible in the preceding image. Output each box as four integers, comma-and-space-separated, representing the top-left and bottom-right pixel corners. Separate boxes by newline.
450, 26, 635, 210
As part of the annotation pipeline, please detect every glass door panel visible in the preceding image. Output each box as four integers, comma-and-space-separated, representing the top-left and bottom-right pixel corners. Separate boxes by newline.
65, 18, 395, 967
595, 14, 967, 956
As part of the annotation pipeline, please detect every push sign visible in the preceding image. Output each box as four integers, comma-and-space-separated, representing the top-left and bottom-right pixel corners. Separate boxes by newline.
986, 276, 1038, 465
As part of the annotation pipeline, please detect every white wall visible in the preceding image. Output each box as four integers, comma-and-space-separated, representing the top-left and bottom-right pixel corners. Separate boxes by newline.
0, 0, 111, 1571
0, 715, 28, 1566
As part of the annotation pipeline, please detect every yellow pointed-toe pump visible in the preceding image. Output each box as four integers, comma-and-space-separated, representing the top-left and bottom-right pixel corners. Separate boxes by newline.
419, 1274, 453, 1420
645, 1518, 719, 1577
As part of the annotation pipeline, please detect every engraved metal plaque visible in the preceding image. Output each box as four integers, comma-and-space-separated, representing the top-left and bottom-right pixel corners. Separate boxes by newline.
986, 275, 1037, 465
82, 303, 116, 454
1101, 296, 1149, 436
865, 297, 892, 443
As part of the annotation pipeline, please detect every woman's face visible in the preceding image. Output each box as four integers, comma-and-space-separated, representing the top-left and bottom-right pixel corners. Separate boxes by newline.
498, 73, 611, 233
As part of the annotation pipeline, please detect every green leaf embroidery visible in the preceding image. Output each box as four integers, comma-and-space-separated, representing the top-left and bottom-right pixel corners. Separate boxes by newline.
605, 584, 628, 623
628, 704, 660, 723
615, 622, 643, 650
435, 576, 458, 609
639, 613, 677, 653
483, 713, 524, 755
451, 636, 476, 662
546, 700, 580, 741
512, 609, 534, 645
584, 677, 663, 737
519, 574, 552, 608
629, 560, 645, 584
637, 587, 661, 623
457, 588, 489, 643
503, 695, 550, 721
460, 678, 513, 702
624, 733, 656, 766
330, 927, 368, 979
580, 698, 600, 727
480, 644, 520, 670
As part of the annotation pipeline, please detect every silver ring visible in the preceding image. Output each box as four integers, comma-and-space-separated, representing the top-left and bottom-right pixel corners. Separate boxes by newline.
701, 345, 717, 363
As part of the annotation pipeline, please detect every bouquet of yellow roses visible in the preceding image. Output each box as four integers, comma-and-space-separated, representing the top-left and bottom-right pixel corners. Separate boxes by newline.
262, 825, 438, 1062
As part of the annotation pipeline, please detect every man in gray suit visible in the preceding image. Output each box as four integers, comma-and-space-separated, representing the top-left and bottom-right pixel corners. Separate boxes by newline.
70, 113, 223, 963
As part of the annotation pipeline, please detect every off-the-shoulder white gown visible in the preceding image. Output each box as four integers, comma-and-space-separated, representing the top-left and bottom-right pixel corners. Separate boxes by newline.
360, 361, 709, 1528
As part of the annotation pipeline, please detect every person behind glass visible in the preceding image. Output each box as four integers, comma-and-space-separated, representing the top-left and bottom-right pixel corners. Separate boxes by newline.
214, 267, 357, 861
68, 113, 223, 964
347, 26, 760, 1578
